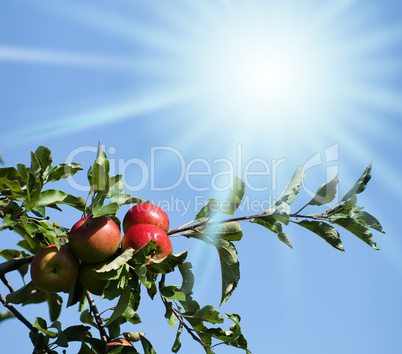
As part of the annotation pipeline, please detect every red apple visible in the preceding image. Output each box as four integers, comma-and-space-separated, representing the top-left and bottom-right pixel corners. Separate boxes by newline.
30, 245, 79, 293
121, 224, 172, 263
69, 215, 121, 263
79, 259, 111, 296
123, 203, 169, 234
107, 338, 135, 352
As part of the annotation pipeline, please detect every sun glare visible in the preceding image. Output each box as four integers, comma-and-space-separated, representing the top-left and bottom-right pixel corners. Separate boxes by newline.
199, 28, 324, 118
2, 1, 401, 152
175, 5, 349, 141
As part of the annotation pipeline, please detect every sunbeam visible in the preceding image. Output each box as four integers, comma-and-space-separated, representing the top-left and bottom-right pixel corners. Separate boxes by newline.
1, 2, 402, 352
3, 89, 190, 146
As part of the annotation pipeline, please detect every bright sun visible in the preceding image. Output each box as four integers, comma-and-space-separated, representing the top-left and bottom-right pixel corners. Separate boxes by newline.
1, 1, 399, 152
181, 7, 342, 133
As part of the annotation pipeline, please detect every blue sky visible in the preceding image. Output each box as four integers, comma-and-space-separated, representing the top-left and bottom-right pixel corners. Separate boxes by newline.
1, 1, 402, 353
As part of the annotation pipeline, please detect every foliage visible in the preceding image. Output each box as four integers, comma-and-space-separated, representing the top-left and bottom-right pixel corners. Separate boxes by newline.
0, 144, 384, 353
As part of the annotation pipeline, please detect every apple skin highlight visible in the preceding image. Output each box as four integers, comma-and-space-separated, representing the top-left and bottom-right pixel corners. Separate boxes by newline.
122, 224, 172, 263
30, 244, 79, 293
69, 215, 121, 264
123, 203, 170, 234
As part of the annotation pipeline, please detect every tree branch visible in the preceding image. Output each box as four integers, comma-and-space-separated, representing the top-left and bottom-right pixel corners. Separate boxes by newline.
162, 295, 207, 348
168, 212, 329, 236
0, 256, 34, 276
1, 274, 14, 292
86, 291, 108, 344
0, 292, 52, 354
0, 292, 36, 331
171, 305, 208, 348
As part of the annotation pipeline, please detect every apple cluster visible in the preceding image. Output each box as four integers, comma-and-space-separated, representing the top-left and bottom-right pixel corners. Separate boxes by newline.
29, 203, 172, 297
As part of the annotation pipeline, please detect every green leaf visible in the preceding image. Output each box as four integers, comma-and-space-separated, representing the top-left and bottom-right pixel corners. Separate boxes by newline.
172, 322, 183, 352
179, 294, 200, 314
115, 195, 145, 206
25, 172, 43, 211
29, 331, 49, 351
296, 220, 344, 251
185, 221, 243, 242
306, 174, 339, 206
164, 301, 177, 328
130, 241, 156, 265
331, 216, 379, 249
6, 281, 36, 305
47, 293, 63, 322
35, 146, 52, 174
191, 305, 224, 324
147, 250, 188, 275
107, 174, 126, 198
341, 162, 372, 202
224, 177, 246, 215
195, 177, 245, 219
0, 311, 14, 322
59, 325, 91, 347
92, 202, 120, 217
33, 317, 58, 338
252, 215, 293, 248
96, 249, 134, 276
0, 249, 30, 280
80, 309, 98, 328
101, 265, 131, 299
160, 286, 186, 301
179, 262, 195, 296
89, 142, 110, 193
195, 198, 220, 221
134, 264, 155, 291
214, 240, 241, 305
271, 201, 291, 222
0, 167, 25, 199
351, 209, 385, 234
140, 335, 157, 354
105, 286, 137, 326
67, 279, 86, 308
30, 151, 42, 177
123, 332, 146, 342
327, 195, 357, 216
35, 189, 86, 211
274, 165, 304, 207
54, 331, 69, 348
16, 162, 28, 181
62, 324, 92, 337
276, 231, 293, 248
45, 163, 82, 183
224, 313, 250, 352
216, 221, 243, 241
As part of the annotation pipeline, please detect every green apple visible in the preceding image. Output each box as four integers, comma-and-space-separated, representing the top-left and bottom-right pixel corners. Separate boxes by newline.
79, 260, 110, 296
30, 244, 79, 293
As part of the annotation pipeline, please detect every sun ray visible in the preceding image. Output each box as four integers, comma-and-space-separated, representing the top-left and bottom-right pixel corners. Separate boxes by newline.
3, 88, 191, 147
33, 1, 196, 56
0, 45, 129, 68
